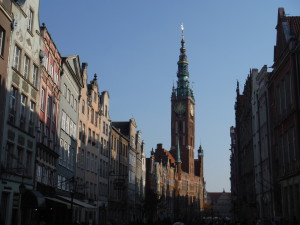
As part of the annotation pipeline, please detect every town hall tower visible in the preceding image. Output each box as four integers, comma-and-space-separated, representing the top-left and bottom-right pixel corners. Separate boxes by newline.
170, 26, 196, 174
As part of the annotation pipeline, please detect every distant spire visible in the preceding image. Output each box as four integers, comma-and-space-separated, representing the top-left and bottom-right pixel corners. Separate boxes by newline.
198, 144, 204, 157
236, 80, 240, 95
176, 138, 181, 163
151, 148, 154, 155
94, 73, 97, 80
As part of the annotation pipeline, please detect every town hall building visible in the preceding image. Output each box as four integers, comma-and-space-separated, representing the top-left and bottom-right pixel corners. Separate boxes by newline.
146, 26, 205, 223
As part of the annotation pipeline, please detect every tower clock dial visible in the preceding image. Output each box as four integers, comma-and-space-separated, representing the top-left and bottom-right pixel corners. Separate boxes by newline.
174, 102, 186, 114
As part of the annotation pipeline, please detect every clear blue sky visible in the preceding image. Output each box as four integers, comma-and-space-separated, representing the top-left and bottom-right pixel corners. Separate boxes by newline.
40, 0, 299, 192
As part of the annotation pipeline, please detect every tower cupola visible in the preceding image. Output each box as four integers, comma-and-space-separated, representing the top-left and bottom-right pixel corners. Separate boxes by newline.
198, 145, 204, 158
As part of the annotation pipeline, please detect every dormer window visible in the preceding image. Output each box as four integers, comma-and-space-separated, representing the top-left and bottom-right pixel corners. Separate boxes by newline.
28, 9, 34, 33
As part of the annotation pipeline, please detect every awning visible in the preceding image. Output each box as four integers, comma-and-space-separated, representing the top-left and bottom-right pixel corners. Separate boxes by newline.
45, 197, 71, 209
57, 196, 97, 209
22, 190, 45, 208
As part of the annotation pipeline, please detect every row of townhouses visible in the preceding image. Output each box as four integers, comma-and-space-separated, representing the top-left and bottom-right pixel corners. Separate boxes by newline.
230, 8, 300, 225
0, 1, 146, 225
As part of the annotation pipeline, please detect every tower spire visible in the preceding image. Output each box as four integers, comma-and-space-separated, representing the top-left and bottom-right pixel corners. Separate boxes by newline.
174, 24, 194, 99
181, 23, 185, 47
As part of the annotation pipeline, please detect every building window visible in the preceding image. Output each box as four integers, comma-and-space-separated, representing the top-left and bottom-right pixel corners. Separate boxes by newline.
88, 128, 91, 143
28, 9, 33, 32
13, 45, 21, 71
20, 94, 27, 128
82, 100, 85, 114
61, 111, 66, 131
9, 86, 18, 124
47, 96, 52, 118
43, 54, 48, 70
57, 175, 62, 188
63, 84, 67, 97
105, 105, 108, 117
23, 55, 30, 79
92, 131, 95, 145
32, 65, 38, 87
67, 89, 70, 103
36, 165, 42, 182
73, 122, 76, 139
17, 146, 24, 168
65, 115, 70, 134
91, 109, 94, 124
49, 63, 54, 77
29, 101, 35, 134
45, 126, 49, 145
96, 134, 99, 147
54, 72, 58, 84
74, 99, 77, 112
79, 121, 82, 139
82, 124, 86, 142
0, 26, 5, 56
40, 88, 45, 110
52, 101, 56, 124
69, 120, 73, 138
71, 94, 74, 107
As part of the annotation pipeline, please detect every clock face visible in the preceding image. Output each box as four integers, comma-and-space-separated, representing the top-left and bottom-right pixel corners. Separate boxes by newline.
174, 102, 186, 114
190, 105, 194, 116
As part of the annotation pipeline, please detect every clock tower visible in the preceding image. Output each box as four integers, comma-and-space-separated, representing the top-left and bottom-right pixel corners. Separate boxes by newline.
171, 25, 195, 174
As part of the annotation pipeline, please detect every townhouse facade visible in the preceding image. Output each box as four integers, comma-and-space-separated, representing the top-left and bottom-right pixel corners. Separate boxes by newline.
56, 55, 84, 222
232, 75, 257, 224
0, 0, 12, 152
98, 90, 111, 224
36, 23, 61, 199
112, 119, 145, 223
0, 0, 42, 224
76, 69, 100, 224
109, 125, 129, 224
251, 66, 273, 222
57, 55, 82, 195
268, 8, 300, 221
231, 8, 300, 224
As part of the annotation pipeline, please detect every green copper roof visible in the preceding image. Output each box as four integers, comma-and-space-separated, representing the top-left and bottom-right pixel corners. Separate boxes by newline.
172, 26, 194, 99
